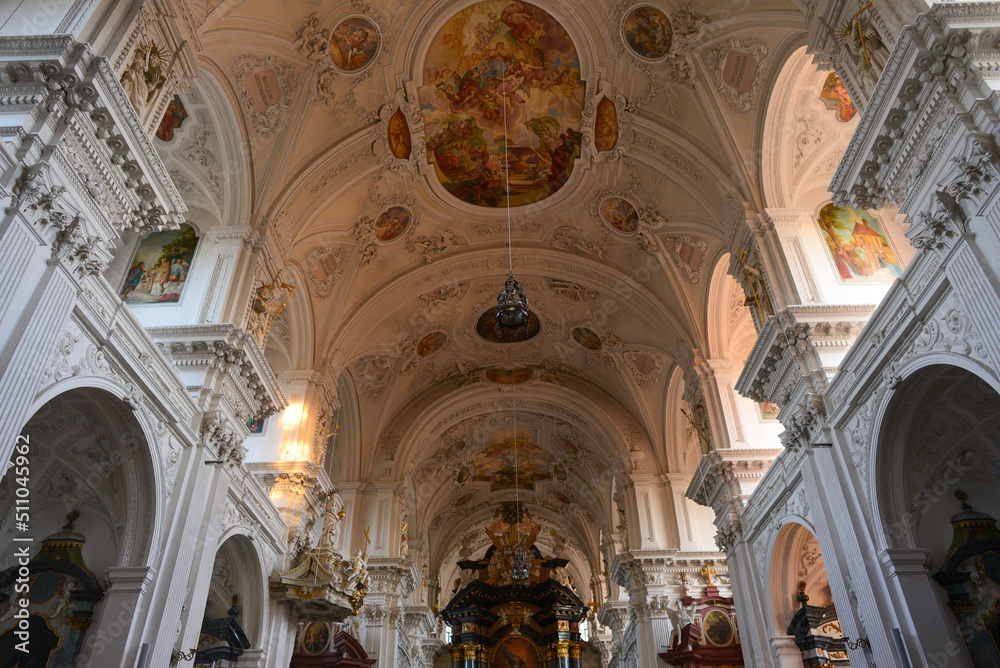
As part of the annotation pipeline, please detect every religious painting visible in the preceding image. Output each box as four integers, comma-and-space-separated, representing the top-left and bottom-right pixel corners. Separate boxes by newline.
476, 307, 541, 342
417, 331, 448, 356
622, 6, 673, 60
156, 95, 188, 142
471, 429, 553, 490
600, 197, 639, 233
703, 610, 734, 646
817, 203, 902, 282
388, 107, 412, 159
758, 401, 780, 421
302, 621, 331, 654
571, 326, 602, 351
485, 366, 533, 385
553, 490, 572, 504
30, 572, 59, 604
418, 0, 585, 207
493, 635, 542, 667
555, 436, 579, 454
374, 206, 411, 242
595, 96, 618, 152
552, 461, 568, 480
819, 72, 857, 122
247, 417, 266, 434
455, 490, 476, 507
120, 224, 200, 304
329, 17, 379, 72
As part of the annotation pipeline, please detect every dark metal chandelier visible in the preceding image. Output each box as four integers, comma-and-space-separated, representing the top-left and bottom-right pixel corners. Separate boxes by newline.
495, 61, 529, 331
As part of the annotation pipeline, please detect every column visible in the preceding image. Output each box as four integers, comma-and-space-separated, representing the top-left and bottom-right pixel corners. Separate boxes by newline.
77, 566, 155, 668
879, 549, 972, 668
770, 635, 805, 668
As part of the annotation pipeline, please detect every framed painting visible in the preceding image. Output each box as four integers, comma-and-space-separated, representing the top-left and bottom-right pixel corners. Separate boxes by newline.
493, 636, 542, 668
120, 224, 200, 304
817, 204, 902, 282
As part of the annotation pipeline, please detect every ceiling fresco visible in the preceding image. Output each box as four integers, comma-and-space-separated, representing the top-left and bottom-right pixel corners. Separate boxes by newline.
157, 0, 807, 579
418, 0, 584, 206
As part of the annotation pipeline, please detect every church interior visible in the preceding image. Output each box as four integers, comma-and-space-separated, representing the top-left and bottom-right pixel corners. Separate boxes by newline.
0, 0, 999, 667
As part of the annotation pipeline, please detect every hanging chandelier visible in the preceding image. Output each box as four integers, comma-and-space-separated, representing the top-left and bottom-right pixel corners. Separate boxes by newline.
495, 59, 529, 331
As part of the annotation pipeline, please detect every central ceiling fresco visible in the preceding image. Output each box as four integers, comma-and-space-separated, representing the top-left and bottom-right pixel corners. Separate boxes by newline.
418, 0, 584, 207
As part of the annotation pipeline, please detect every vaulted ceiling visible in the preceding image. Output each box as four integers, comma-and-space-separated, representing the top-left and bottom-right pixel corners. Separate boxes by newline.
161, 0, 813, 572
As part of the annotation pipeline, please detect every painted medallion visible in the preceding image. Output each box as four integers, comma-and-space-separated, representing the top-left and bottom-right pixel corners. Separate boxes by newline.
329, 17, 380, 72
417, 331, 448, 356
374, 206, 411, 242
703, 610, 734, 646
595, 96, 619, 152
485, 367, 534, 385
302, 621, 331, 654
623, 6, 673, 60
571, 326, 602, 351
388, 107, 412, 159
600, 197, 639, 233
419, 0, 585, 207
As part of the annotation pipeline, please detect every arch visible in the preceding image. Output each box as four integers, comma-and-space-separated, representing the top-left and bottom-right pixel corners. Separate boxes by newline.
1, 385, 161, 574
208, 533, 268, 648
761, 45, 859, 211
870, 360, 1000, 560
767, 521, 835, 636
705, 253, 754, 361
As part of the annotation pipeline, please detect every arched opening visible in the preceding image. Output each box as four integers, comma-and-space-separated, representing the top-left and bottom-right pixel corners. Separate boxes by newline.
193, 534, 265, 663
875, 363, 1000, 665
0, 387, 159, 667
769, 522, 848, 667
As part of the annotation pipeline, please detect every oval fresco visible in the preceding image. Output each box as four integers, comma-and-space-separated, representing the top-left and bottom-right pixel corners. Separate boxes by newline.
476, 306, 541, 343
623, 6, 673, 60
455, 490, 476, 507
374, 206, 411, 242
595, 96, 618, 152
388, 107, 412, 159
330, 17, 380, 72
417, 331, 448, 356
555, 436, 579, 454
418, 0, 585, 207
553, 490, 573, 504
302, 621, 332, 654
571, 326, 602, 351
485, 366, 534, 385
600, 197, 639, 233
703, 610, 734, 646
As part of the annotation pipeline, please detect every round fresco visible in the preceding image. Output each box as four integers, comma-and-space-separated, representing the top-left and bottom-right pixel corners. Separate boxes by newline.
417, 331, 448, 356
329, 17, 380, 72
600, 196, 639, 233
476, 307, 541, 343
374, 206, 411, 242
571, 326, 602, 351
302, 621, 331, 654
418, 0, 585, 207
622, 6, 673, 60
703, 610, 734, 646
553, 490, 573, 504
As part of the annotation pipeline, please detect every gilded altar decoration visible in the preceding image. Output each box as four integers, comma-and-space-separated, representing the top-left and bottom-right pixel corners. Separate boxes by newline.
418, 0, 584, 207
249, 280, 296, 343
120, 224, 199, 304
